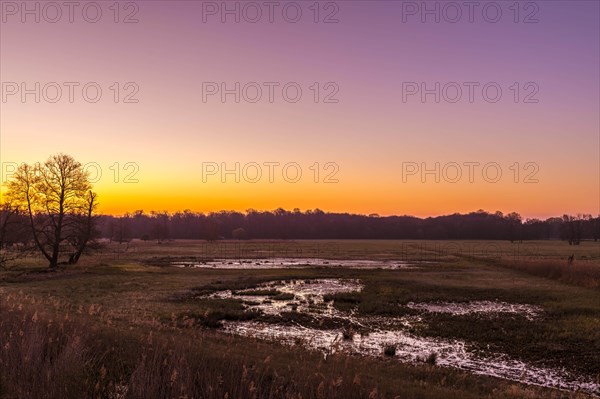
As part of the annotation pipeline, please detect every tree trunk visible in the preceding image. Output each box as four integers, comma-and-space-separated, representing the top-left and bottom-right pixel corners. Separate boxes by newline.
69, 192, 97, 265
50, 240, 60, 268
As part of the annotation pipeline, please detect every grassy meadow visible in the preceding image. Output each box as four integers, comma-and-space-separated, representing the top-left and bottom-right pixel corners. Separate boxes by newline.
1, 239, 599, 398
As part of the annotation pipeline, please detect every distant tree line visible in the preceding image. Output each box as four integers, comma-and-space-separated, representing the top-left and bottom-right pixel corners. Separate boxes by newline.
4, 154, 595, 270
3, 203, 598, 270
93, 209, 600, 244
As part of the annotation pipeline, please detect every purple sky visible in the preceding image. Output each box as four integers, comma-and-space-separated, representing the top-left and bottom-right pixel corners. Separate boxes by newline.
1, 1, 598, 217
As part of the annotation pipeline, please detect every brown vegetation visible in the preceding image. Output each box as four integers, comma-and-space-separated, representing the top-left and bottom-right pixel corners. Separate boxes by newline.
1, 290, 591, 399
500, 260, 600, 289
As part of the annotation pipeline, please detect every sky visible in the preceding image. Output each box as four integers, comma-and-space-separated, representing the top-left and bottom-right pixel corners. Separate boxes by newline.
0, 0, 598, 218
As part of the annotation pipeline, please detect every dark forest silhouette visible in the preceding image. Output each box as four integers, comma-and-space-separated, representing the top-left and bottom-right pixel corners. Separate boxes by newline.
2, 206, 598, 270
94, 209, 598, 243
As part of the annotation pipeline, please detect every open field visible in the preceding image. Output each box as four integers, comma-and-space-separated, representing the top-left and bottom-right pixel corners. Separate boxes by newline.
1, 239, 599, 398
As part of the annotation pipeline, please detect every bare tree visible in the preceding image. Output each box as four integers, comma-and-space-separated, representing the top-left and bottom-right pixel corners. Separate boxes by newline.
109, 215, 131, 244
561, 214, 589, 245
6, 154, 98, 268
0, 202, 31, 269
593, 216, 600, 242
151, 211, 170, 243
67, 190, 99, 264
506, 212, 522, 243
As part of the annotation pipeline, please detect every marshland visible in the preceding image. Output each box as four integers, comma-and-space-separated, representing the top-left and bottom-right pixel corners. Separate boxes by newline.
1, 239, 599, 398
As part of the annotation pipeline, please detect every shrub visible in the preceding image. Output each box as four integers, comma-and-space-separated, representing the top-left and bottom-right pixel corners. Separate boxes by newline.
426, 352, 437, 365
383, 344, 396, 357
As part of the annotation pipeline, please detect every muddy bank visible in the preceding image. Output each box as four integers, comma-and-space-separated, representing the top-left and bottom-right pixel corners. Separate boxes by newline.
407, 301, 543, 321
223, 321, 598, 395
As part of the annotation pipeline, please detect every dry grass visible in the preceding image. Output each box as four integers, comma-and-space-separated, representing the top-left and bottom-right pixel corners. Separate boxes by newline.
500, 259, 600, 289
1, 291, 593, 399
1, 240, 599, 398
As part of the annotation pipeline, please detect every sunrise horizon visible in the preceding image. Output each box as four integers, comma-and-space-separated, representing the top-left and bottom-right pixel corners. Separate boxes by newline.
2, 1, 599, 221
1, 2, 599, 397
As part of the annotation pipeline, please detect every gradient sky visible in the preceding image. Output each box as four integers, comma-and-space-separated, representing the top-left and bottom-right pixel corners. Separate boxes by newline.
1, 0, 598, 218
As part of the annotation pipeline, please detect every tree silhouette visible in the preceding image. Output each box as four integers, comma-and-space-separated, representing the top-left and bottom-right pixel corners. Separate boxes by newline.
506, 212, 523, 243
0, 201, 31, 269
109, 215, 131, 244
6, 154, 98, 268
93, 209, 600, 242
561, 214, 588, 245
